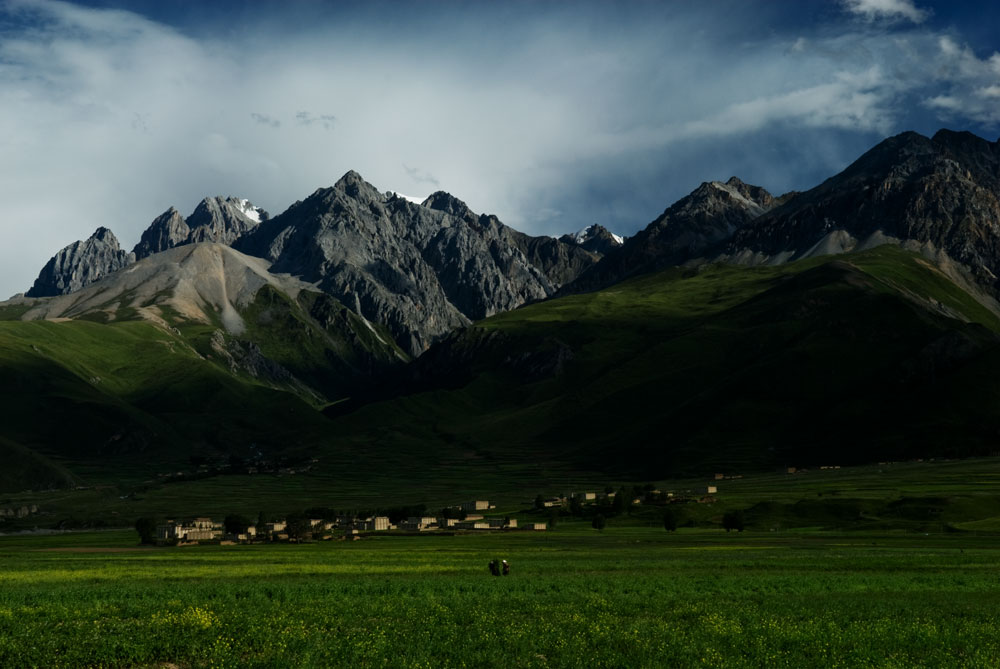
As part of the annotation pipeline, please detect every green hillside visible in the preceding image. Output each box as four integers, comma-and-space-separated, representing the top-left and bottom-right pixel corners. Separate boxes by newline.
0, 316, 344, 493
327, 245, 1000, 479
5, 244, 1000, 522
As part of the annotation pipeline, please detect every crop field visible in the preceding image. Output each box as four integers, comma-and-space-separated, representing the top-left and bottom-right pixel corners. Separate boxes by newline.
2, 528, 999, 668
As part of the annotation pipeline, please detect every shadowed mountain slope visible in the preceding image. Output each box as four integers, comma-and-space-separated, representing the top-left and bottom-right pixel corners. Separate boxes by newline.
564, 177, 778, 295
327, 246, 1000, 478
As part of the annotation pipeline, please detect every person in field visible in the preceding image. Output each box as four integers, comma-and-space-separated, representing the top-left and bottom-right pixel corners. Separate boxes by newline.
502, 559, 510, 576
489, 559, 500, 576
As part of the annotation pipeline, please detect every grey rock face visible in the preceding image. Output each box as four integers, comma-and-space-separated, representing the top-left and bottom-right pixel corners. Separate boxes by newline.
185, 196, 267, 247
238, 172, 593, 355
564, 176, 776, 294
422, 191, 602, 290
134, 197, 267, 260
132, 208, 190, 260
26, 227, 135, 297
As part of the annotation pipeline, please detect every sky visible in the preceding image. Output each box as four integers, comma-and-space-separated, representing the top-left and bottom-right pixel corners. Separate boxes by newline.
1, 0, 1000, 298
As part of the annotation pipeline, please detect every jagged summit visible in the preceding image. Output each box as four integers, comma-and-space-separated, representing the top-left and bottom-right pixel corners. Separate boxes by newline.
26, 227, 135, 298
332, 170, 384, 203
134, 196, 267, 260
185, 196, 267, 245
91, 227, 117, 242
725, 128, 1000, 298
422, 191, 473, 218
235, 173, 599, 355
562, 176, 776, 294
560, 224, 624, 255
133, 207, 189, 260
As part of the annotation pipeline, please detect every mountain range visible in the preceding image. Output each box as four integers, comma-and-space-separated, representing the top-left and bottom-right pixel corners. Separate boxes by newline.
4, 127, 1000, 503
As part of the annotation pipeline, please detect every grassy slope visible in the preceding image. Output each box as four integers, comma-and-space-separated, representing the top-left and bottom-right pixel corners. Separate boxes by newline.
235, 286, 405, 401
0, 319, 337, 491
327, 245, 1000, 479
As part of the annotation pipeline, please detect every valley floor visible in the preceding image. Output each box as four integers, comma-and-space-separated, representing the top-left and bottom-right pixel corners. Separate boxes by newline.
1, 528, 998, 667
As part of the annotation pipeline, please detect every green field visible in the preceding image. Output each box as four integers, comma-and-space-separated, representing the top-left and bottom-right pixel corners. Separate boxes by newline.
1, 528, 999, 668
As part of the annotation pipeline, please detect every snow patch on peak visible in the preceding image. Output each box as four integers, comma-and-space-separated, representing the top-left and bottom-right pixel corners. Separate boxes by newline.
390, 191, 426, 206
572, 224, 598, 244
238, 198, 262, 224
570, 224, 624, 246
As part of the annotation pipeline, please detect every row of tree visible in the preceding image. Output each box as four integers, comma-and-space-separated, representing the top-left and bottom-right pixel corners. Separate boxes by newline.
588, 508, 744, 532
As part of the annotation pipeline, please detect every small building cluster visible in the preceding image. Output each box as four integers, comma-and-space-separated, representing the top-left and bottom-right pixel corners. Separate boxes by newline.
0, 504, 38, 519
157, 517, 225, 542
153, 500, 542, 545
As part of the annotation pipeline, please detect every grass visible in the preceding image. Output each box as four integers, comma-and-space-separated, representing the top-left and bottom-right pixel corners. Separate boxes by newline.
1, 528, 999, 667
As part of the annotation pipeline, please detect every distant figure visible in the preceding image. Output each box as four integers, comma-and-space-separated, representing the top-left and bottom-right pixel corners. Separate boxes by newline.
502, 559, 510, 576
489, 559, 500, 576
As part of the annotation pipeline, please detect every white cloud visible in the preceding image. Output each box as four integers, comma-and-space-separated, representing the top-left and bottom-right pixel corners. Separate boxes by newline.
680, 67, 893, 138
918, 36, 1000, 124
843, 0, 929, 24
0, 0, 998, 299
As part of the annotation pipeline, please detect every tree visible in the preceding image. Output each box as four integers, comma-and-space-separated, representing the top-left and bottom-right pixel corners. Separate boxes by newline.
722, 510, 745, 533
592, 514, 606, 531
569, 496, 583, 516
135, 517, 157, 545
224, 514, 251, 536
663, 508, 678, 532
285, 513, 312, 542
612, 487, 627, 515
534, 494, 545, 510
548, 509, 558, 529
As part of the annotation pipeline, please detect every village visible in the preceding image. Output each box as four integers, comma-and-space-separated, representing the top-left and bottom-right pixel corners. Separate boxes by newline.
148, 477, 749, 545
151, 499, 549, 545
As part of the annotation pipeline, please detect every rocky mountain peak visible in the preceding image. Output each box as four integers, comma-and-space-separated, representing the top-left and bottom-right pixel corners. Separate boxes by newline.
133, 196, 267, 261
724, 128, 1000, 300
26, 227, 136, 297
333, 170, 383, 203
423, 191, 474, 219
133, 208, 190, 260
721, 176, 775, 210
236, 174, 601, 356
91, 226, 117, 243
561, 177, 775, 295
186, 196, 267, 247
559, 224, 624, 256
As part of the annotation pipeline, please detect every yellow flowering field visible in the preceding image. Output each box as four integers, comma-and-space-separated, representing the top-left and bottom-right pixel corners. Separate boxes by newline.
1, 528, 998, 667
